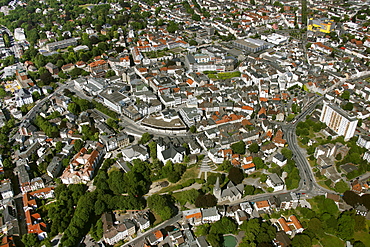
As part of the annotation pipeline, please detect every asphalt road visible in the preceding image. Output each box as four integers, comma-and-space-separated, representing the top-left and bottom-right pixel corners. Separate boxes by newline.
281, 96, 335, 196
122, 213, 182, 247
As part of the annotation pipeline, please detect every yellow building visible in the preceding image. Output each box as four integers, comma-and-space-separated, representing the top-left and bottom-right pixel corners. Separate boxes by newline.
307, 18, 334, 33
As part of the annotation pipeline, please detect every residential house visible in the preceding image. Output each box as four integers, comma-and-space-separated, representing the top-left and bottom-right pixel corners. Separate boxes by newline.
0, 235, 16, 247
0, 179, 13, 199
29, 187, 54, 199
277, 192, 299, 210
47, 155, 63, 178
100, 133, 130, 152
14, 88, 33, 107
240, 202, 253, 215
261, 142, 277, 155
357, 135, 370, 150
202, 207, 220, 223
45, 62, 59, 75
242, 163, 256, 174
276, 215, 304, 236
183, 208, 202, 225
89, 60, 109, 77
254, 200, 270, 212
102, 212, 136, 245
16, 165, 45, 194
19, 121, 37, 136
45, 38, 77, 51
235, 210, 249, 225
272, 129, 286, 147
266, 173, 285, 191
99, 87, 130, 114
121, 144, 149, 162
135, 212, 150, 231
147, 230, 164, 246
272, 153, 287, 167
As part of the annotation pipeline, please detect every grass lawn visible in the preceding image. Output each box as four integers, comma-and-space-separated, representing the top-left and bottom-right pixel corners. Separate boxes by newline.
79, 4, 96, 8
319, 234, 344, 247
206, 71, 241, 80
151, 211, 163, 226
354, 231, 370, 246
180, 166, 199, 182
158, 166, 200, 193
249, 171, 262, 178
318, 180, 334, 191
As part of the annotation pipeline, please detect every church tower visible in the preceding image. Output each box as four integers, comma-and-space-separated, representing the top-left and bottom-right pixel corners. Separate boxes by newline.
213, 177, 221, 201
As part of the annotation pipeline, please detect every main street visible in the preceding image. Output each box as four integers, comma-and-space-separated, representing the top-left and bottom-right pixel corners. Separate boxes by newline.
122, 213, 182, 247
280, 96, 335, 196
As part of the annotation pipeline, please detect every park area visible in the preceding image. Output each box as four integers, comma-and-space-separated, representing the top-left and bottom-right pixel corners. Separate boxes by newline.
204, 71, 241, 80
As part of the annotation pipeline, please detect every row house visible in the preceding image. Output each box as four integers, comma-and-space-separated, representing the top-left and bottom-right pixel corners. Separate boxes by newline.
100, 133, 130, 152
102, 212, 136, 245
23, 193, 47, 240
17, 165, 45, 194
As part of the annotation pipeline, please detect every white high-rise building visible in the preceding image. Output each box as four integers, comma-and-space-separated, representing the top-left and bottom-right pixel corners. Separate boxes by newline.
320, 101, 358, 141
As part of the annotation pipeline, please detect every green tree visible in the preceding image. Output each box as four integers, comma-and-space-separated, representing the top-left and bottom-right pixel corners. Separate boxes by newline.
40, 71, 53, 85
353, 241, 366, 247
354, 215, 366, 232
189, 40, 197, 46
343, 190, 361, 207
342, 102, 353, 111
0, 86, 8, 98
218, 160, 232, 171
67, 102, 80, 115
195, 194, 217, 208
228, 166, 244, 184
341, 90, 350, 100
248, 143, 259, 153
58, 71, 68, 79
194, 224, 210, 237
291, 234, 312, 247
73, 139, 84, 152
167, 21, 179, 33
286, 114, 295, 122
337, 212, 355, 240
231, 140, 246, 154
206, 233, 221, 247
105, 70, 116, 78
334, 179, 350, 193
140, 132, 153, 144
210, 217, 238, 234
22, 233, 39, 247
281, 148, 293, 159
189, 125, 197, 133
147, 194, 174, 220
253, 157, 265, 170
55, 141, 64, 153
244, 185, 255, 195
148, 141, 157, 159
192, 13, 201, 21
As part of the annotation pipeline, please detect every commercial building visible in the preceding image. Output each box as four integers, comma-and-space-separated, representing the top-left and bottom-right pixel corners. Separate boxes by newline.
307, 18, 335, 33
45, 38, 77, 51
233, 38, 271, 53
320, 101, 358, 141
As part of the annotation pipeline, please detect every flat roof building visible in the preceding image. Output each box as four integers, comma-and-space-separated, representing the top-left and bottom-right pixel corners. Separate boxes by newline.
45, 38, 77, 51
320, 101, 358, 141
